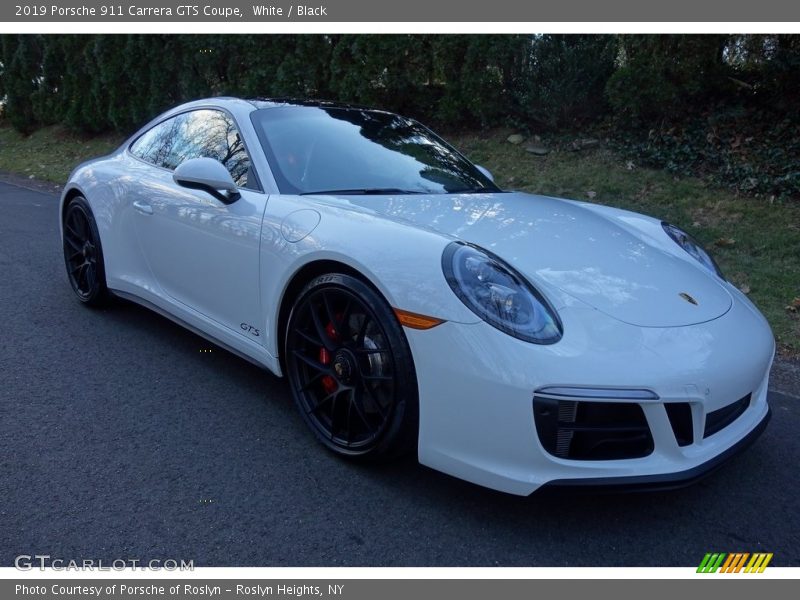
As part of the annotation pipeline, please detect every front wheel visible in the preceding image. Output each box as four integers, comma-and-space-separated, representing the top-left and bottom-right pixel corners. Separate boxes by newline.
62, 196, 109, 306
285, 273, 419, 461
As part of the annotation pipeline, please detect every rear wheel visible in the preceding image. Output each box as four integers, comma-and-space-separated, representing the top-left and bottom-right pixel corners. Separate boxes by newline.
285, 273, 419, 461
62, 196, 108, 306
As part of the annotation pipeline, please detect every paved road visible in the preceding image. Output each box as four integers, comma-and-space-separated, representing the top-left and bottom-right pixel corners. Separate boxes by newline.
1, 180, 798, 567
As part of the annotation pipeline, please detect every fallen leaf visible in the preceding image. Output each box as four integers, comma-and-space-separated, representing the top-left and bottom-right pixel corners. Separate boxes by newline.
739, 284, 751, 294
714, 237, 736, 248
586, 191, 597, 199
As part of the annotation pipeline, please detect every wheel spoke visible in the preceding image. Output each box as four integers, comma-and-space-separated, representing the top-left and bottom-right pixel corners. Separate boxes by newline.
321, 291, 340, 337
356, 313, 371, 345
307, 387, 340, 415
75, 263, 88, 289
292, 349, 331, 375
344, 390, 354, 444
76, 212, 89, 237
328, 390, 340, 440
65, 223, 82, 240
350, 387, 373, 430
294, 327, 324, 348
64, 234, 82, 252
337, 298, 354, 339
84, 263, 95, 288
362, 374, 393, 382
68, 212, 84, 238
308, 300, 336, 351
298, 370, 325, 393
363, 383, 388, 420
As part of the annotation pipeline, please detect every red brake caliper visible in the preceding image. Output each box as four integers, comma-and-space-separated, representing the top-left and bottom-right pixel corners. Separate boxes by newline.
319, 319, 339, 395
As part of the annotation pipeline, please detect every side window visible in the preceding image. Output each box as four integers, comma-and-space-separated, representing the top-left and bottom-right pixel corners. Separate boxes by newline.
130, 110, 254, 189
165, 110, 253, 189
129, 115, 183, 168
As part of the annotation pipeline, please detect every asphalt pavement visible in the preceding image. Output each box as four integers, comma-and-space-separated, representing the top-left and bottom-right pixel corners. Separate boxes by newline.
1, 179, 798, 567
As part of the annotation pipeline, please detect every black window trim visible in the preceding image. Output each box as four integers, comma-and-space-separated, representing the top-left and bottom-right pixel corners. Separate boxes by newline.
126, 105, 264, 194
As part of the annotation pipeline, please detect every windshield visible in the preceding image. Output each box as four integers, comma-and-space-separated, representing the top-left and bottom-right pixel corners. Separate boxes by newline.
251, 106, 500, 195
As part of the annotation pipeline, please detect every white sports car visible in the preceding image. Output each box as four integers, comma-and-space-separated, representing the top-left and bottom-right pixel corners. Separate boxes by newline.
61, 97, 773, 495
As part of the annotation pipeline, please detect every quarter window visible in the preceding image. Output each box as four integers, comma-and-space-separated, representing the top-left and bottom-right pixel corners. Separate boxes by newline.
129, 114, 181, 169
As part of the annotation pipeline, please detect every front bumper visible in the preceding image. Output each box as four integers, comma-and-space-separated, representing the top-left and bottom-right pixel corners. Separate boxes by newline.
542, 406, 770, 492
405, 289, 775, 495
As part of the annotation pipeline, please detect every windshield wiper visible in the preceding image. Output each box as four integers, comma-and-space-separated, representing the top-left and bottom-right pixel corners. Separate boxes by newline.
447, 186, 501, 194
300, 188, 426, 196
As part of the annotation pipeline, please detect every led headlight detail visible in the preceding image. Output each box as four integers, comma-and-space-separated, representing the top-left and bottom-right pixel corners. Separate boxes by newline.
442, 242, 562, 344
662, 222, 724, 278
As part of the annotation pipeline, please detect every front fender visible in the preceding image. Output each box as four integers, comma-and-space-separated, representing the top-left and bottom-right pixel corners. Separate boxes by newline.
258, 195, 482, 361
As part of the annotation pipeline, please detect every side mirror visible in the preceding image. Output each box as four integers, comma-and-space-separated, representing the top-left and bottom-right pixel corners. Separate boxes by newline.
173, 157, 239, 203
475, 165, 494, 182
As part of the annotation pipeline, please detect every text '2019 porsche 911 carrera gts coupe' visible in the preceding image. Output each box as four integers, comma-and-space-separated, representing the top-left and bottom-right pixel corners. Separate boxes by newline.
61, 98, 773, 495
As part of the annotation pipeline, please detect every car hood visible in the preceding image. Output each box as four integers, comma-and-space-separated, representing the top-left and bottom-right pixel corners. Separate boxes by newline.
338, 191, 732, 327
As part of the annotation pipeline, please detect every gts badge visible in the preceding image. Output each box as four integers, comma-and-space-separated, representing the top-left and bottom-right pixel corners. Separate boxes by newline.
240, 322, 261, 337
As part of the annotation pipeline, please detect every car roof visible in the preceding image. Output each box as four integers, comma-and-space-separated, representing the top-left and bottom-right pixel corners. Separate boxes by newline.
167, 97, 395, 118
245, 97, 393, 113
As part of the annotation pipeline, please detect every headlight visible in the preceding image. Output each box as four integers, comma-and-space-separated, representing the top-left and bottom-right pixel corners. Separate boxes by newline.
661, 222, 724, 278
442, 242, 562, 344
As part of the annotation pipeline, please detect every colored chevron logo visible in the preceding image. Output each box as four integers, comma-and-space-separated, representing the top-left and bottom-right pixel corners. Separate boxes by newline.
697, 552, 773, 573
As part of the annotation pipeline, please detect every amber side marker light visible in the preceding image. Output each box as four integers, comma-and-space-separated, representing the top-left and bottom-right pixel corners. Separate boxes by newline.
394, 308, 445, 330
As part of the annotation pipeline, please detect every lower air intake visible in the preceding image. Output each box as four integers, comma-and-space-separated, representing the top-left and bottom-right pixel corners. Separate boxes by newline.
533, 395, 654, 460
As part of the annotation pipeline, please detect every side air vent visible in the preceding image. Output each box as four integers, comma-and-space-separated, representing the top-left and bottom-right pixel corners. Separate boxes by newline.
704, 394, 751, 438
665, 403, 693, 447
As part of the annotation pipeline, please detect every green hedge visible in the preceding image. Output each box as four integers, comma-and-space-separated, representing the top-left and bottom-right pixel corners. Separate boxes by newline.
0, 34, 531, 134
1, 34, 798, 197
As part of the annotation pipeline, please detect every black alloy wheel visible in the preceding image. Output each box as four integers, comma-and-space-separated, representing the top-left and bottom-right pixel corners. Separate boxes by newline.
63, 196, 108, 306
285, 273, 419, 460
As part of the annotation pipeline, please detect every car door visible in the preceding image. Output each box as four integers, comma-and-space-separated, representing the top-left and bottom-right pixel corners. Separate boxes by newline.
127, 109, 267, 340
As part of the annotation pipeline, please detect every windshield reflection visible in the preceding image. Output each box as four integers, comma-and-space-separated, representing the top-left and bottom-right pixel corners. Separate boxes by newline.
251, 106, 499, 195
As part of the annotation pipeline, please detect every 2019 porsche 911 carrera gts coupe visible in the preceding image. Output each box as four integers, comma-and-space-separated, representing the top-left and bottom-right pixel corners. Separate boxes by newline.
61, 98, 773, 495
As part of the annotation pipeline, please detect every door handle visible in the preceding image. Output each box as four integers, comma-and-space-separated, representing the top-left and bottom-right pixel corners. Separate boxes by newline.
133, 200, 153, 215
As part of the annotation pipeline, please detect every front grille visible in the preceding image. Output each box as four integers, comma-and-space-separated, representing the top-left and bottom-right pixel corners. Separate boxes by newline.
665, 402, 693, 447
704, 394, 751, 438
533, 396, 654, 460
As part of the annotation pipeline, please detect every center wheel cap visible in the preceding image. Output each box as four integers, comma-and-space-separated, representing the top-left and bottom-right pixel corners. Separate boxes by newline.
332, 350, 356, 384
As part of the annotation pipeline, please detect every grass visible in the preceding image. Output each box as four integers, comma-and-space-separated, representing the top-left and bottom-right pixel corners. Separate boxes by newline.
0, 124, 122, 183
1, 123, 798, 355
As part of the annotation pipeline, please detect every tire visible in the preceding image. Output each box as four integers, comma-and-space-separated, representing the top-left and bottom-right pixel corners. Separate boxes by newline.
285, 273, 419, 461
62, 195, 109, 307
